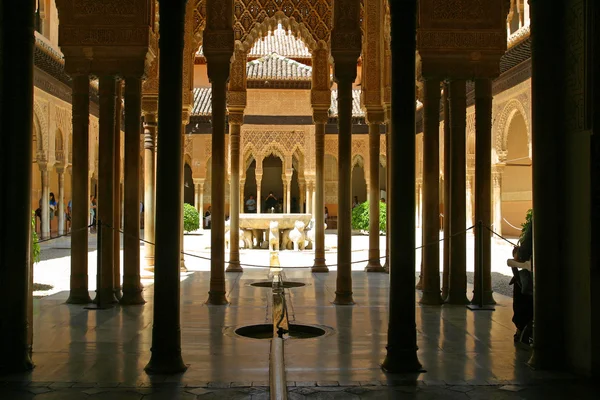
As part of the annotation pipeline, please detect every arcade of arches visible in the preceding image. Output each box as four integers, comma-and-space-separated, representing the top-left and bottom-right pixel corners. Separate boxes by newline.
1, 0, 599, 389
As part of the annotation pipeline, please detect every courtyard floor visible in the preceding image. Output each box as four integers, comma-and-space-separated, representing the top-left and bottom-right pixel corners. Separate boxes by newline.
2, 229, 596, 398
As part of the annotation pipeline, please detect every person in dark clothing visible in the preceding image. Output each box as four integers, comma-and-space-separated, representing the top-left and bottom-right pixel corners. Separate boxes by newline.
507, 211, 533, 345
265, 191, 278, 212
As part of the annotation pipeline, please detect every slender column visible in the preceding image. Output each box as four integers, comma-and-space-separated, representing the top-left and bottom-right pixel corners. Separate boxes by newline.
382, 0, 422, 372
57, 168, 65, 235
472, 78, 495, 305
256, 173, 262, 213
285, 173, 292, 214
97, 75, 118, 304
299, 179, 306, 213
145, 0, 188, 374
198, 181, 205, 228
366, 111, 385, 272
206, 58, 232, 305
67, 75, 92, 304
180, 126, 187, 272
239, 178, 245, 212
41, 169, 49, 239
306, 183, 313, 214
333, 66, 356, 304
492, 165, 504, 236
446, 80, 469, 305
194, 183, 200, 211
415, 178, 422, 228
442, 84, 451, 300
384, 109, 391, 272
143, 116, 156, 269
420, 79, 443, 304
281, 179, 287, 213
0, 0, 36, 372
466, 170, 474, 228
113, 82, 122, 301
312, 113, 328, 271
227, 115, 243, 272
121, 76, 145, 305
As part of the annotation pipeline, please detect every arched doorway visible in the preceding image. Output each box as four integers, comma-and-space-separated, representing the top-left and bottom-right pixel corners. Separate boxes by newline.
244, 159, 257, 208
501, 111, 532, 236
352, 156, 367, 205
183, 163, 194, 205
261, 155, 283, 212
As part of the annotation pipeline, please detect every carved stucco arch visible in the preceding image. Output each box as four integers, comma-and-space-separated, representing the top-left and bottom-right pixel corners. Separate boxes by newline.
55, 128, 65, 167
495, 98, 531, 162
261, 142, 288, 170
33, 100, 48, 162
32, 111, 44, 164
352, 154, 365, 170
291, 144, 305, 178
184, 153, 193, 169
242, 144, 257, 179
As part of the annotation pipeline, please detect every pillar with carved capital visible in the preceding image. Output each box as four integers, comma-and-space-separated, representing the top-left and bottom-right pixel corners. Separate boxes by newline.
57, 167, 66, 235
204, 15, 234, 305
142, 111, 157, 270
382, 0, 422, 373
256, 173, 262, 213
97, 75, 118, 305
365, 110, 385, 272
67, 75, 93, 304
0, 0, 36, 372
41, 168, 50, 239
331, 2, 361, 304
145, 0, 188, 375
420, 78, 443, 304
492, 164, 504, 236
472, 78, 495, 306
227, 112, 243, 272
121, 76, 145, 305
113, 82, 123, 301
446, 80, 469, 305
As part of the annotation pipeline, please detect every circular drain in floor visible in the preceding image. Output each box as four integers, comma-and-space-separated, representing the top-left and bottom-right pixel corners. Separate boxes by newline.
234, 324, 326, 339
250, 281, 306, 288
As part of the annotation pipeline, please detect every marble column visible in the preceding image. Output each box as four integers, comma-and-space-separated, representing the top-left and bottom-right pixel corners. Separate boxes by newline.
313, 112, 328, 271
194, 183, 200, 211
333, 65, 356, 305
57, 168, 65, 235
306, 183, 313, 214
145, 0, 187, 375
227, 114, 243, 272
239, 179, 244, 212
121, 76, 145, 305
198, 181, 205, 228
0, 0, 36, 372
382, 0, 422, 373
420, 79, 443, 304
97, 75, 118, 304
113, 82, 122, 301
466, 170, 474, 228
492, 165, 504, 236
299, 179, 306, 213
256, 173, 262, 213
143, 116, 156, 270
366, 110, 385, 272
206, 63, 231, 305
446, 80, 469, 305
472, 78, 495, 306
442, 84, 451, 301
41, 169, 49, 239
67, 75, 92, 304
285, 172, 292, 214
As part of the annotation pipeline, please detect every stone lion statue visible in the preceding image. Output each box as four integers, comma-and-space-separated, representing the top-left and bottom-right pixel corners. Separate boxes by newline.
268, 221, 280, 252
306, 219, 327, 249
241, 230, 253, 249
288, 220, 306, 251
225, 221, 247, 250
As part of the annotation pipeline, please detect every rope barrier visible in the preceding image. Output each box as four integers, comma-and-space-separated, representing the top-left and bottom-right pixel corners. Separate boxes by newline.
36, 224, 94, 244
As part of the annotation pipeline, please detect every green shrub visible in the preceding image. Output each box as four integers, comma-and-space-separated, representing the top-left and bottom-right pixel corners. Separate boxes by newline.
351, 201, 387, 233
32, 212, 40, 264
520, 208, 533, 240
183, 203, 200, 233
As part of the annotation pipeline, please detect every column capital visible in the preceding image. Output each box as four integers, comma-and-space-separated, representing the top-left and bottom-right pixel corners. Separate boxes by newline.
365, 108, 385, 125
142, 97, 158, 116
311, 90, 331, 110
193, 178, 205, 186
312, 110, 329, 125
228, 111, 244, 126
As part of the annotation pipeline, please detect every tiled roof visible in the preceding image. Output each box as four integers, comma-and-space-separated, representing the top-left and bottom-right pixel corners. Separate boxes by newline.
246, 53, 312, 81
197, 24, 311, 59
329, 90, 364, 118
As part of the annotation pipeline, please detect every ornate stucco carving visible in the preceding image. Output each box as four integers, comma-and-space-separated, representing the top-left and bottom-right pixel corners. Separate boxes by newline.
361, 0, 383, 109
494, 96, 531, 156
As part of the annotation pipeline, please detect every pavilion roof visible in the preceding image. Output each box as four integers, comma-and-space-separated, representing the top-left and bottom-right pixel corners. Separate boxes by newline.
246, 53, 312, 81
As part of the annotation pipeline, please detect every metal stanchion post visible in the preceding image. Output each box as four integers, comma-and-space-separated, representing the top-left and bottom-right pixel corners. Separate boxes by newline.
85, 220, 112, 310
467, 220, 495, 311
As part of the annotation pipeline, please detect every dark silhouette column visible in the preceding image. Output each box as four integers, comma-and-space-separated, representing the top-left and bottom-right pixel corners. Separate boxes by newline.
420, 78, 443, 304
446, 80, 469, 305
145, 0, 188, 374
442, 84, 450, 301
113, 82, 122, 301
381, 0, 422, 373
57, 167, 65, 235
121, 76, 145, 305
97, 75, 118, 304
227, 112, 243, 272
0, 0, 36, 373
365, 110, 385, 272
67, 75, 93, 304
312, 111, 328, 272
384, 108, 391, 273
472, 78, 495, 305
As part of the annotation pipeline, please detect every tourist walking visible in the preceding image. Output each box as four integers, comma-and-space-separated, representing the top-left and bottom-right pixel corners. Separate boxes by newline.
89, 195, 97, 233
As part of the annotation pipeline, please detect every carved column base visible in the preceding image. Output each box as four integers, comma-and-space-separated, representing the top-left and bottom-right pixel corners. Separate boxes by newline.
66, 288, 92, 304
420, 290, 443, 305
120, 282, 146, 305
207, 291, 229, 305
311, 258, 328, 273
471, 290, 496, 306
381, 347, 423, 373
226, 260, 243, 273
446, 291, 470, 305
365, 259, 385, 273
94, 288, 118, 305
145, 353, 187, 375
333, 291, 355, 305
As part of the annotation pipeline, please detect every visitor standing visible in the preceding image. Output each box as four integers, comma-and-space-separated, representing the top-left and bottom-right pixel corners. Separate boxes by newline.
90, 195, 97, 233
204, 206, 211, 229
352, 196, 359, 209
49, 192, 57, 237
245, 194, 257, 213
265, 191, 278, 212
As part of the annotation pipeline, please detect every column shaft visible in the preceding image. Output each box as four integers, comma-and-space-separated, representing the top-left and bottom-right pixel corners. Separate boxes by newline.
286, 177, 291, 213
97, 75, 118, 304
381, 0, 422, 373
208, 75, 229, 304
121, 77, 144, 305
67, 75, 92, 304
194, 184, 200, 211
256, 175, 262, 213
143, 119, 156, 268
420, 79, 443, 304
113, 82, 122, 300
58, 171, 65, 235
492, 167, 503, 236
442, 84, 451, 300
366, 119, 384, 272
227, 122, 242, 272
41, 170, 49, 239
446, 80, 469, 305
473, 79, 495, 305
0, 0, 35, 372
145, 0, 187, 374
384, 115, 391, 272
334, 73, 355, 305
199, 184, 204, 227
313, 119, 328, 271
